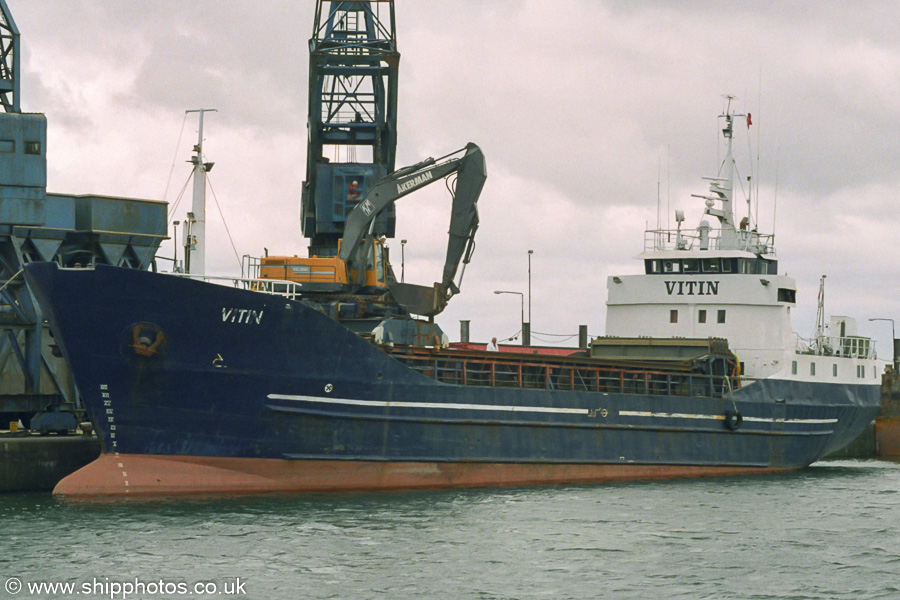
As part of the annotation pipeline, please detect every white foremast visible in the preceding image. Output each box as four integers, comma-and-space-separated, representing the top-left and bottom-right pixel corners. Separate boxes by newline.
185, 108, 217, 276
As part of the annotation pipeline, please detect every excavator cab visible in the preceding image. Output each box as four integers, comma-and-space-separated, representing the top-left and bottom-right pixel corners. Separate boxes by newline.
347, 237, 388, 289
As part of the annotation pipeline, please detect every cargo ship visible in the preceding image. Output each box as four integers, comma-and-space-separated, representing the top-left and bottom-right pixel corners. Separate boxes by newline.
24, 100, 882, 498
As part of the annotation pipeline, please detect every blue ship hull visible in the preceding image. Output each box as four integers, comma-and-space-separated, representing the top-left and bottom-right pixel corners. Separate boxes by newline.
24, 263, 880, 497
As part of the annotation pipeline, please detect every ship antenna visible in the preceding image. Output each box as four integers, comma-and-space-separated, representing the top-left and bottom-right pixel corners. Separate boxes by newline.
773, 147, 779, 238
656, 155, 661, 232
756, 68, 762, 229
746, 107, 753, 227
666, 144, 670, 236
814, 275, 827, 353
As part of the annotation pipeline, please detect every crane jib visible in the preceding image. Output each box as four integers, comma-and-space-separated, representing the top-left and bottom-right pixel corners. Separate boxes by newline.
396, 170, 434, 194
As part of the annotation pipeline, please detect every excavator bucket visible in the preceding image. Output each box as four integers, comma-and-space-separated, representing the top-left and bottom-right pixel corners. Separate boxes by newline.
387, 281, 447, 317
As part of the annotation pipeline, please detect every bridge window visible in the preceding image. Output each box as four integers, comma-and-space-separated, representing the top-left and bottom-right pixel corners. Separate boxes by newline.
682, 259, 699, 273
717, 309, 726, 323
778, 288, 796, 303
698, 309, 707, 323
24, 141, 41, 155
663, 260, 680, 273
702, 259, 719, 273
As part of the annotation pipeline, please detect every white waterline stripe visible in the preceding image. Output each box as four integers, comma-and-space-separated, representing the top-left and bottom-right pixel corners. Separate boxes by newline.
267, 394, 589, 415
619, 410, 721, 421
267, 395, 840, 424
743, 416, 839, 424
620, 410, 838, 425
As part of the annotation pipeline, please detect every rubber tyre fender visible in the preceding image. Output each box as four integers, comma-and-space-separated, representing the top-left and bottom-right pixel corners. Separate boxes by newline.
724, 409, 743, 431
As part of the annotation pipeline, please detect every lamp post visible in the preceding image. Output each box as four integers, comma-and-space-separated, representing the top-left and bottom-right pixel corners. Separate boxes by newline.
527, 250, 533, 324
526, 250, 533, 346
401, 239, 407, 283
869, 317, 897, 373
494, 290, 525, 346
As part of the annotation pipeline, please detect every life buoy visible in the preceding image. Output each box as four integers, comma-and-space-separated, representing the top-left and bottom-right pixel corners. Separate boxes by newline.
723, 409, 743, 431
131, 323, 165, 357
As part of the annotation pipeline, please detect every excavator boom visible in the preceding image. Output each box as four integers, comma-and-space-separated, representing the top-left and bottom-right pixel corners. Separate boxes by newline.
339, 143, 486, 311
259, 143, 485, 317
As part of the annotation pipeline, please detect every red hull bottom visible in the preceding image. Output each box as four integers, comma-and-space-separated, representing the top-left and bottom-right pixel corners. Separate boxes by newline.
53, 453, 797, 499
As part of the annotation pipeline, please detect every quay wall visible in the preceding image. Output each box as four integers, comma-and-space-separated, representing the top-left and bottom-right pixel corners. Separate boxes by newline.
1, 434, 100, 492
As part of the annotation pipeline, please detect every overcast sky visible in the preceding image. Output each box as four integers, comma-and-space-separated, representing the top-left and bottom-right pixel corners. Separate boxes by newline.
12, 1, 900, 357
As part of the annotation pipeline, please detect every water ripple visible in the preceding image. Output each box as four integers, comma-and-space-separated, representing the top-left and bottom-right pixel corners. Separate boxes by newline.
2, 460, 899, 599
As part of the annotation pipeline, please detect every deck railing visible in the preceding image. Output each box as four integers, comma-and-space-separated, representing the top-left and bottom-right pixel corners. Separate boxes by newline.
389, 347, 739, 398
167, 271, 308, 300
795, 333, 876, 360
644, 227, 775, 255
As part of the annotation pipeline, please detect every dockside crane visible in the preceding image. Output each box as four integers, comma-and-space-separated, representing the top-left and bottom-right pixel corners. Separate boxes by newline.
301, 0, 399, 258
0, 0, 19, 113
256, 1, 486, 343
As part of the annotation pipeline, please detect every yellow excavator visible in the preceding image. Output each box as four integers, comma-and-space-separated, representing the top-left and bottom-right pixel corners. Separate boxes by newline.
258, 143, 486, 317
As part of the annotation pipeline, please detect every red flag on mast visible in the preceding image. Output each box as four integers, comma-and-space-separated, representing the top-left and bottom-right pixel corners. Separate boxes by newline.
747, 113, 752, 128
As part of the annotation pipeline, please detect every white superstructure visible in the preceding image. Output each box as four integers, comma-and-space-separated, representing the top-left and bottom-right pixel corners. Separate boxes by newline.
605, 98, 881, 386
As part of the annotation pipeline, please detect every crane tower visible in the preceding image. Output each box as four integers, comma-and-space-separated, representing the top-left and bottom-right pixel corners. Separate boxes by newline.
301, 0, 399, 257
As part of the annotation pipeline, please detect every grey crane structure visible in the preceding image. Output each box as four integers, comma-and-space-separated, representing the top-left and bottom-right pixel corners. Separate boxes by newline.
0, 1, 166, 431
340, 143, 486, 316
302, 0, 399, 258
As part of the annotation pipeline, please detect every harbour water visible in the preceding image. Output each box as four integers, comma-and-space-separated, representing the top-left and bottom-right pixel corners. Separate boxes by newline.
2, 459, 898, 600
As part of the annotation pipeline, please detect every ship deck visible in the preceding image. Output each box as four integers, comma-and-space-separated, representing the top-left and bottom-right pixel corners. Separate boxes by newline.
385, 344, 740, 399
